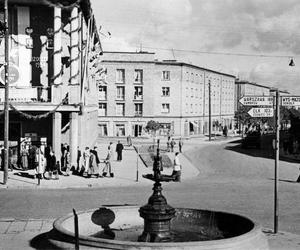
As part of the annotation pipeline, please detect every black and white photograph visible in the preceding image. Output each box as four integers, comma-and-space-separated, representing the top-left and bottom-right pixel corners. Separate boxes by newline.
0, 0, 300, 249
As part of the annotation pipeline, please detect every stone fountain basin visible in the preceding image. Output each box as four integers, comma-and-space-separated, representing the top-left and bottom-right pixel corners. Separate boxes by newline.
53, 205, 269, 250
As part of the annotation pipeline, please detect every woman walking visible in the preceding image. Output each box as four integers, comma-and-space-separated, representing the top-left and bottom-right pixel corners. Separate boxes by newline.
35, 147, 46, 179
20, 145, 29, 170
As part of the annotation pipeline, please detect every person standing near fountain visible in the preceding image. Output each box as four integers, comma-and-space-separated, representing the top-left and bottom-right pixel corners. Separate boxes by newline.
172, 152, 181, 182
103, 145, 114, 178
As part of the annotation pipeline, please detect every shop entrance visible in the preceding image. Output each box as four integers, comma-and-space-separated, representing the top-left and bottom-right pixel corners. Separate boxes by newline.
133, 124, 143, 137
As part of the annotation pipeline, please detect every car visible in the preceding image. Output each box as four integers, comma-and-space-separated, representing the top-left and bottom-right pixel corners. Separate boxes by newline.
242, 131, 261, 149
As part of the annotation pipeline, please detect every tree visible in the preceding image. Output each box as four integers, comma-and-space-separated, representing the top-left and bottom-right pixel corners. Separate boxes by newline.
145, 120, 160, 135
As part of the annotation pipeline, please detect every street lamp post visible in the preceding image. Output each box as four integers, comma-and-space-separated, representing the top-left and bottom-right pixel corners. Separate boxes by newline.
208, 79, 212, 141
274, 89, 280, 233
3, 0, 9, 185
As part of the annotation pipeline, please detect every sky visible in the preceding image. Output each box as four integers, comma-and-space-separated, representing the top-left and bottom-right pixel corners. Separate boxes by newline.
91, 0, 300, 94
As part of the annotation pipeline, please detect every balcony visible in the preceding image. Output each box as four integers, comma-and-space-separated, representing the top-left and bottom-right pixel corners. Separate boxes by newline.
134, 95, 143, 101
134, 111, 143, 117
0, 86, 51, 103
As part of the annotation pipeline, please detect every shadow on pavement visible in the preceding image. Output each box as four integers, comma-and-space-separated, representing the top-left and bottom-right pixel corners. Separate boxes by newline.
225, 140, 300, 164
268, 178, 299, 184
30, 230, 63, 250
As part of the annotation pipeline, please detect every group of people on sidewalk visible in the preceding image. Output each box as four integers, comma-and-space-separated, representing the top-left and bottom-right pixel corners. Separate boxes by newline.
66, 140, 125, 179
0, 140, 126, 181
167, 137, 184, 153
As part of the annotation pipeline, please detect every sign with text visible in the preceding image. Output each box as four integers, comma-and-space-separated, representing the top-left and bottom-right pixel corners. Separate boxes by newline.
281, 96, 300, 106
239, 96, 273, 106
248, 108, 274, 117
0, 64, 20, 85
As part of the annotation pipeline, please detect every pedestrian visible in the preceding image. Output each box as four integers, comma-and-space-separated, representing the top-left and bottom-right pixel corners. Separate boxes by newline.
127, 135, 132, 146
28, 145, 37, 169
48, 149, 59, 180
35, 147, 45, 179
62, 145, 71, 176
75, 146, 82, 174
83, 146, 90, 176
91, 146, 101, 176
178, 138, 183, 153
167, 139, 170, 152
172, 152, 181, 182
116, 140, 124, 161
87, 149, 99, 178
103, 146, 114, 177
170, 138, 176, 152
8, 147, 14, 171
223, 125, 228, 137
20, 144, 29, 170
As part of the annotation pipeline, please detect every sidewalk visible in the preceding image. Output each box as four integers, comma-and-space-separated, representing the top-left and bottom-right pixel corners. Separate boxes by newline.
0, 218, 299, 250
0, 141, 200, 189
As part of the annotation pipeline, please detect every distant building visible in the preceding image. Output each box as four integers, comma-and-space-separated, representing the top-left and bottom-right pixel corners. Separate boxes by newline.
235, 80, 271, 112
98, 52, 236, 137
0, 0, 101, 167
235, 79, 290, 111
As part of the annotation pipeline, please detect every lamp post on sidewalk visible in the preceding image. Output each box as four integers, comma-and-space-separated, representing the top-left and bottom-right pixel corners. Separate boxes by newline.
3, 0, 9, 185
208, 79, 212, 141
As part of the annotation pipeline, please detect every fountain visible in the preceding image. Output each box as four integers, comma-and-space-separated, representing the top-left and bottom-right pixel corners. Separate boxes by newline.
49, 141, 269, 250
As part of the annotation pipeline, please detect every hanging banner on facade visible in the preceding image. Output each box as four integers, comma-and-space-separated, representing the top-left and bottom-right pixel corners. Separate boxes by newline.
248, 107, 274, 117
239, 96, 274, 106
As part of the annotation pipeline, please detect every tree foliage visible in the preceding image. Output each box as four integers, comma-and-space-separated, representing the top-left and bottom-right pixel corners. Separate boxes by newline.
145, 120, 160, 134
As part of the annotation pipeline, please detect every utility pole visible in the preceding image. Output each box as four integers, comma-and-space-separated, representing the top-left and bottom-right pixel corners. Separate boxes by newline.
274, 89, 280, 233
208, 79, 212, 141
3, 0, 9, 184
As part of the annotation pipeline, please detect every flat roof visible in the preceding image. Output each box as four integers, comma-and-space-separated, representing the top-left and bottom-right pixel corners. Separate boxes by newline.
101, 52, 236, 78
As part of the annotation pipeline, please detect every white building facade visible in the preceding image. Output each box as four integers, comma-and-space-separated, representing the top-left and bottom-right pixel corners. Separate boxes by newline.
98, 52, 236, 137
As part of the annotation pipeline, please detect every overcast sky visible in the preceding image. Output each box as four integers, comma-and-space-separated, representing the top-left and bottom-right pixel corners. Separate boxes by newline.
91, 0, 300, 94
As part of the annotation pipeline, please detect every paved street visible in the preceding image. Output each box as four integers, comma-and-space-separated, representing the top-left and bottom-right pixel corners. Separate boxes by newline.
0, 136, 299, 249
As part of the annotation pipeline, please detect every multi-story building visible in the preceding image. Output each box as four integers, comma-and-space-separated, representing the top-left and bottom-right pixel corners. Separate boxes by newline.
98, 52, 236, 137
0, 0, 101, 167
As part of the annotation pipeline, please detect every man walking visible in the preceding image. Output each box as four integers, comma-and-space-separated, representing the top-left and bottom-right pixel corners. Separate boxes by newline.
170, 138, 176, 152
103, 146, 114, 177
178, 138, 183, 153
116, 141, 124, 161
172, 152, 181, 182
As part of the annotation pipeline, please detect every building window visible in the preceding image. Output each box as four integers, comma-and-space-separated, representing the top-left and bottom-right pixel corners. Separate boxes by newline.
135, 103, 143, 116
116, 86, 125, 100
162, 87, 170, 96
161, 103, 170, 113
185, 103, 189, 113
98, 86, 107, 100
116, 103, 125, 116
98, 124, 108, 136
134, 87, 143, 100
116, 69, 125, 83
134, 69, 143, 83
115, 124, 125, 136
98, 103, 107, 116
162, 71, 170, 81
191, 88, 194, 97
186, 87, 189, 97
190, 104, 193, 113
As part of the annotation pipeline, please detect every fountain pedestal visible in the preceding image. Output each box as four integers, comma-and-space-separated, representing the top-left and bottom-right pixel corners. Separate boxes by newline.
138, 181, 176, 242
138, 140, 176, 242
